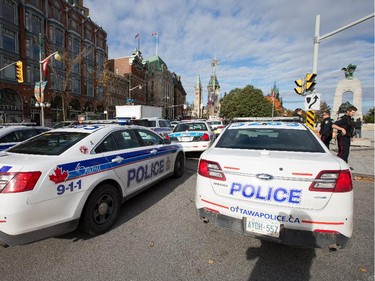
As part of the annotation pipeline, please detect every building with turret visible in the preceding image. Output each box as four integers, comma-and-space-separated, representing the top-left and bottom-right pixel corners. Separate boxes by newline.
193, 75, 203, 118
206, 58, 220, 118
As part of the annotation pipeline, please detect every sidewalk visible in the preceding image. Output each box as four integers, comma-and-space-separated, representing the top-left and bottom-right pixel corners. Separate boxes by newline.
330, 129, 374, 179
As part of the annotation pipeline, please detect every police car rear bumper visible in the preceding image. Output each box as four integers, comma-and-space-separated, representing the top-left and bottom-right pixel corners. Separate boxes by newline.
198, 208, 350, 249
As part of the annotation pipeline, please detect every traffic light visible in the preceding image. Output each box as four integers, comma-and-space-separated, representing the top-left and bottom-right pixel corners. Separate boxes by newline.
15, 61, 23, 83
305, 73, 316, 92
294, 79, 304, 95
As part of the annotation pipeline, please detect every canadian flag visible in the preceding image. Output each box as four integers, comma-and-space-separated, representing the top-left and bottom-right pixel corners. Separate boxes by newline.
42, 58, 50, 77
152, 32, 157, 37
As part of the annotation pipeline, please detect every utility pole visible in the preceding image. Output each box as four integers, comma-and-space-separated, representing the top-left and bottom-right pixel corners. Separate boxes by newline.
313, 13, 374, 74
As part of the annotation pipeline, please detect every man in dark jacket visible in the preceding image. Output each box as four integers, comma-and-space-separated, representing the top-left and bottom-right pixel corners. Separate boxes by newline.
332, 106, 357, 163
319, 111, 333, 148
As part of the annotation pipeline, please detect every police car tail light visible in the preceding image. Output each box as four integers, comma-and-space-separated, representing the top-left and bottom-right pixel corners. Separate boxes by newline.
198, 159, 226, 181
201, 133, 209, 141
0, 172, 41, 193
309, 170, 352, 192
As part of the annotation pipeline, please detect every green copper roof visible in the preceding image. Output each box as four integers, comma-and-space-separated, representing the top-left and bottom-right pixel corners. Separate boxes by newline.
145, 55, 168, 72
207, 75, 220, 89
196, 75, 202, 87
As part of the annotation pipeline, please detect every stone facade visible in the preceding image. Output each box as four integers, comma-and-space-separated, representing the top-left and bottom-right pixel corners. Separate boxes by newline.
332, 78, 363, 120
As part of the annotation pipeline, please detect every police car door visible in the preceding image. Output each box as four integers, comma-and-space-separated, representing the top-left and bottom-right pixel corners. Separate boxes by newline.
134, 128, 171, 184
95, 129, 151, 196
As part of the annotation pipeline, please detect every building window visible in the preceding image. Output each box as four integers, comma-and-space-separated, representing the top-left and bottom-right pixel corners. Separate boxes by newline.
29, 0, 41, 9
70, 13, 78, 33
85, 63, 94, 78
26, 65, 31, 83
3, 57, 15, 80
51, 1, 62, 22
85, 45, 94, 62
31, 14, 42, 35
2, 0, 16, 23
71, 77, 81, 95
96, 86, 104, 100
49, 26, 64, 47
2, 27, 16, 52
84, 81, 94, 97
85, 24, 92, 40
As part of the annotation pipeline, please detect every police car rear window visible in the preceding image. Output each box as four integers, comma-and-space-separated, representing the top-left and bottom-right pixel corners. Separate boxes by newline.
8, 132, 89, 155
216, 128, 325, 153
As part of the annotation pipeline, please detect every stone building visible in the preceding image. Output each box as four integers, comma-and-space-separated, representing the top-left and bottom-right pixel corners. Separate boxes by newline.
0, 0, 108, 125
109, 52, 187, 120
193, 75, 203, 118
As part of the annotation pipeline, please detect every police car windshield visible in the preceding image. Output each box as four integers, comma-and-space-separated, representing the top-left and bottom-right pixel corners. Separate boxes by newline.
8, 132, 89, 155
216, 128, 325, 153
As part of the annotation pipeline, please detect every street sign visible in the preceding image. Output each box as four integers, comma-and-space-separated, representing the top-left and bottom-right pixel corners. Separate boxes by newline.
304, 93, 320, 111
305, 110, 315, 130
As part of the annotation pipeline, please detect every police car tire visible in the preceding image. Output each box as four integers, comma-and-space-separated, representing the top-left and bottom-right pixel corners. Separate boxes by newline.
173, 152, 184, 178
79, 184, 121, 236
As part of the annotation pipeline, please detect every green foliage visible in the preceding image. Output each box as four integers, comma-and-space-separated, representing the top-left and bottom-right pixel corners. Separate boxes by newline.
315, 100, 331, 122
219, 85, 273, 119
363, 107, 374, 123
338, 101, 353, 113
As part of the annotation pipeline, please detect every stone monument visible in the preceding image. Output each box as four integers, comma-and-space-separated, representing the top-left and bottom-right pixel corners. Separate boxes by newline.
332, 64, 362, 119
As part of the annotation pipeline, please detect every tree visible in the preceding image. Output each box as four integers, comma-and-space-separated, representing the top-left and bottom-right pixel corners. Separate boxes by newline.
363, 107, 374, 123
219, 85, 273, 119
338, 101, 353, 114
315, 100, 331, 123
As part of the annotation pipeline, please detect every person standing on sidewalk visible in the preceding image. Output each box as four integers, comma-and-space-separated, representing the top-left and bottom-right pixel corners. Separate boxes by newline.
332, 106, 357, 163
354, 117, 362, 138
319, 111, 333, 149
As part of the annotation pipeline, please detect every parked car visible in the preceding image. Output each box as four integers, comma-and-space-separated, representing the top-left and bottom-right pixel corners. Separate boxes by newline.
167, 120, 216, 152
206, 119, 226, 136
130, 118, 172, 137
0, 124, 185, 246
0, 125, 50, 151
195, 119, 353, 249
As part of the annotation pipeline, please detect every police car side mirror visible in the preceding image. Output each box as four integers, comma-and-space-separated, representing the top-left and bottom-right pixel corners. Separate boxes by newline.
163, 138, 171, 144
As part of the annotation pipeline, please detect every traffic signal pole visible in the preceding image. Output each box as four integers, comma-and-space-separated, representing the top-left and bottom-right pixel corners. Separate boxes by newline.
312, 13, 374, 74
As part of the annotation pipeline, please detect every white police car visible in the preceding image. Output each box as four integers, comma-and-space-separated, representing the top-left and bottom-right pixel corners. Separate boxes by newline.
167, 121, 216, 153
195, 120, 353, 249
0, 124, 184, 246
0, 125, 50, 151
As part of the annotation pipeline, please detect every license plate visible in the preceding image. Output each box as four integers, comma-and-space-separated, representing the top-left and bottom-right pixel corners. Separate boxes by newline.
245, 218, 280, 238
181, 137, 191, 142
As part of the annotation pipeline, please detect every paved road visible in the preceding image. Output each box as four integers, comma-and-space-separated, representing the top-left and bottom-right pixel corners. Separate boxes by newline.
0, 158, 373, 281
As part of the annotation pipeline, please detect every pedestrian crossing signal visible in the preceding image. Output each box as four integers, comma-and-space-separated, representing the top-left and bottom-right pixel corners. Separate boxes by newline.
15, 61, 24, 83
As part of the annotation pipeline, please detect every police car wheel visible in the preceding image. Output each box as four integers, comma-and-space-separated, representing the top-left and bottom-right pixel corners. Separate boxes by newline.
173, 152, 184, 178
79, 184, 121, 236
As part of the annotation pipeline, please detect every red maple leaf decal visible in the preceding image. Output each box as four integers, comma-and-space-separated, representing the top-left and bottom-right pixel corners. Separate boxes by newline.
49, 167, 68, 184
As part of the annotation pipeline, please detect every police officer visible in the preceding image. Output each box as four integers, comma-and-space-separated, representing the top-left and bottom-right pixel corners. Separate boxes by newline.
332, 106, 357, 163
319, 111, 333, 149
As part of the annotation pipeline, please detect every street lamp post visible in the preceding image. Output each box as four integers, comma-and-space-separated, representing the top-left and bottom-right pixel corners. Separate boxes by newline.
127, 84, 142, 104
37, 50, 61, 126
36, 43, 61, 126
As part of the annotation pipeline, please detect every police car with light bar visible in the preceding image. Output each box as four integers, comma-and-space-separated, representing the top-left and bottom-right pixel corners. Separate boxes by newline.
167, 120, 216, 152
195, 119, 353, 249
0, 124, 184, 246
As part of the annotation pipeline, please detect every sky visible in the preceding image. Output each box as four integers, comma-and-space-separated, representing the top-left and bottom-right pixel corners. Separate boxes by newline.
84, 0, 374, 114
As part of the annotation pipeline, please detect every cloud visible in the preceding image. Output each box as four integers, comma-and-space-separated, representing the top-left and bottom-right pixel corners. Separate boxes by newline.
85, 0, 374, 113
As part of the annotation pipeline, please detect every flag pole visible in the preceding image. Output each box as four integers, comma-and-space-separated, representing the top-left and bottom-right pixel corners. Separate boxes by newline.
156, 33, 158, 56
152, 32, 158, 56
